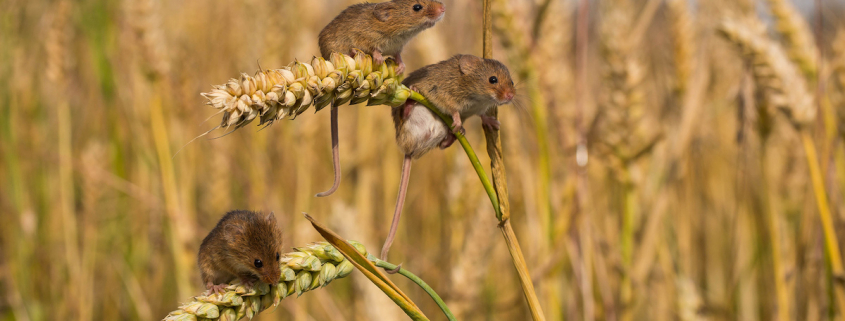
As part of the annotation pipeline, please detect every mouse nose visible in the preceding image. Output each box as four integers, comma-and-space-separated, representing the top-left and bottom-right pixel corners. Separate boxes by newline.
435, 3, 445, 15
504, 92, 514, 102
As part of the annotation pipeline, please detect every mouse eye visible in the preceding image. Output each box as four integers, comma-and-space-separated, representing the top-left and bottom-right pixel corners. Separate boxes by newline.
489, 76, 498, 84
413, 4, 423, 11
254, 259, 263, 268
276, 253, 280, 261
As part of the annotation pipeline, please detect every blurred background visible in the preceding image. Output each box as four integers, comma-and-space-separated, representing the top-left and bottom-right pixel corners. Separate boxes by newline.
2, 0, 845, 320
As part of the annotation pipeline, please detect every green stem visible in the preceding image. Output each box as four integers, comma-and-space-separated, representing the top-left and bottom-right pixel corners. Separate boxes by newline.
370, 256, 457, 321
409, 91, 502, 219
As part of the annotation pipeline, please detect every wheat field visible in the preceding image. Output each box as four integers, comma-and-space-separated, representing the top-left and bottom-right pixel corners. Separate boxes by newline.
2, 0, 845, 320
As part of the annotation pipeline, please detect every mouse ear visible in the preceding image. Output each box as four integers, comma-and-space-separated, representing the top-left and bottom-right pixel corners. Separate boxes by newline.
457, 55, 480, 75
266, 211, 277, 224
373, 2, 394, 22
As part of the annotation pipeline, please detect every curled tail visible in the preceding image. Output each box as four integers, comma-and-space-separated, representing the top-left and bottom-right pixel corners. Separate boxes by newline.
381, 155, 413, 261
316, 105, 341, 197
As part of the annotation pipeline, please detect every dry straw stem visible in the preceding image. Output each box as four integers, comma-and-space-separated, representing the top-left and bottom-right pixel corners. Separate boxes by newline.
151, 88, 195, 299
163, 241, 360, 321
46, 0, 84, 319
481, 0, 546, 320
306, 214, 429, 320
763, 0, 818, 80
720, 18, 845, 314
407, 92, 544, 320
201, 51, 409, 133
491, 0, 563, 317
491, 0, 552, 231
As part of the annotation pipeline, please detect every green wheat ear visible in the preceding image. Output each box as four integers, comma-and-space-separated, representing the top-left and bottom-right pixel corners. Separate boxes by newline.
162, 241, 364, 321
200, 50, 410, 131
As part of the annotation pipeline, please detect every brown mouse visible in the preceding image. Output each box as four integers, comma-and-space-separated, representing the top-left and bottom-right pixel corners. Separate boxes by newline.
380, 54, 516, 260
314, 0, 446, 198
403, 54, 515, 137
318, 0, 445, 75
198, 210, 283, 294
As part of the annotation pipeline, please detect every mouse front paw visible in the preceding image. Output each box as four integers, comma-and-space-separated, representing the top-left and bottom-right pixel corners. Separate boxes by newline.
205, 282, 229, 295
449, 112, 464, 135
238, 274, 260, 290
372, 50, 386, 65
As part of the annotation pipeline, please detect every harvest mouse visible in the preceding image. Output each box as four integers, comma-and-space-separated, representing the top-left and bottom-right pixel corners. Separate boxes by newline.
198, 210, 283, 294
403, 54, 515, 137
318, 0, 445, 75
379, 54, 516, 260
314, 0, 446, 198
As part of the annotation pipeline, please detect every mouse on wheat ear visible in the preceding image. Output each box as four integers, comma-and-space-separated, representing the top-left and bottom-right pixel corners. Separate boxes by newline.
313, 0, 446, 198
197, 210, 284, 294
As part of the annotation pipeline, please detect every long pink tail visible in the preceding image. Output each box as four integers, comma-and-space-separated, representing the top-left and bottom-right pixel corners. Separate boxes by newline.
381, 155, 412, 261
315, 105, 340, 197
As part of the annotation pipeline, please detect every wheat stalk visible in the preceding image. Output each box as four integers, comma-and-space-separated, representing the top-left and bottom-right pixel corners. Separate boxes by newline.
720, 17, 845, 314
598, 2, 659, 163
162, 241, 364, 321
201, 51, 408, 132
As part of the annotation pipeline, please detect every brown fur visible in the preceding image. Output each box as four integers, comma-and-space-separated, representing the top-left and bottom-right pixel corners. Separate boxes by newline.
318, 0, 445, 59
197, 210, 283, 290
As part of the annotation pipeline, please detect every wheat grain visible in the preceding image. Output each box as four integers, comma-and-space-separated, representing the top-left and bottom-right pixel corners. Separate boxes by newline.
201, 51, 408, 131
763, 0, 818, 80
668, 0, 695, 94
718, 18, 816, 127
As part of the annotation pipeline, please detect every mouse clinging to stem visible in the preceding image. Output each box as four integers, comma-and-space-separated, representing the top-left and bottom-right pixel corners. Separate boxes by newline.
405, 54, 515, 139
380, 54, 516, 260
198, 210, 283, 294
314, 0, 446, 198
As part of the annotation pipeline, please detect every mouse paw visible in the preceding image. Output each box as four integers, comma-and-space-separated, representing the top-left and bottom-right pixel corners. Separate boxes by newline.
481, 115, 501, 130
394, 53, 405, 74
449, 112, 464, 135
205, 282, 228, 295
237, 274, 259, 290
439, 133, 457, 149
402, 100, 416, 119
372, 50, 386, 65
